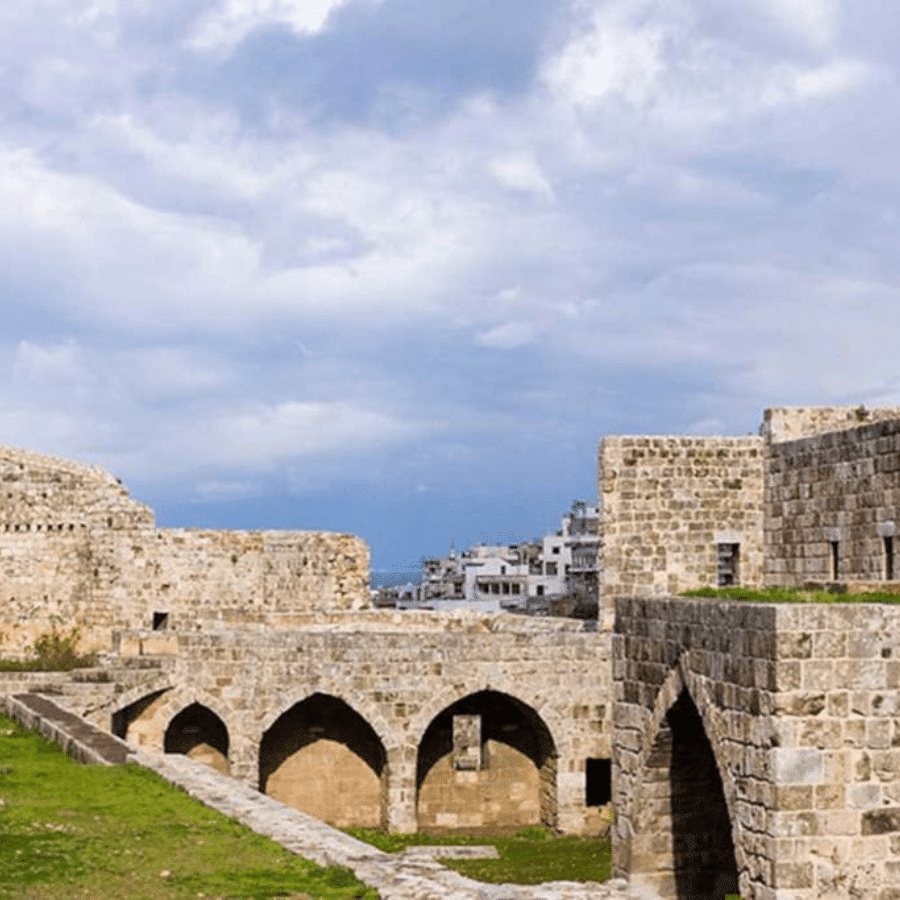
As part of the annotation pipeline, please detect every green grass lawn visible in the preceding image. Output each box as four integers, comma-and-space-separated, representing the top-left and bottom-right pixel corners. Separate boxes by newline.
682, 585, 900, 604
344, 825, 612, 885
0, 714, 378, 900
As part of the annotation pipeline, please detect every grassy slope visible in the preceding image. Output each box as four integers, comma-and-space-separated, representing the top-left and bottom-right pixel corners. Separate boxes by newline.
0, 715, 377, 900
344, 826, 612, 885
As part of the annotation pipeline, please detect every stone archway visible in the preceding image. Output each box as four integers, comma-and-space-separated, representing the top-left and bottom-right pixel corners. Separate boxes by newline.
416, 689, 557, 833
164, 703, 230, 775
632, 689, 739, 899
259, 693, 387, 829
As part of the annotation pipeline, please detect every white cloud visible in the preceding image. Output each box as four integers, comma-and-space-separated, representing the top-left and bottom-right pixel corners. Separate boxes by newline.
542, 0, 873, 132
13, 340, 85, 383
759, 0, 837, 48
201, 400, 411, 467
488, 153, 554, 198
475, 321, 541, 350
188, 0, 379, 52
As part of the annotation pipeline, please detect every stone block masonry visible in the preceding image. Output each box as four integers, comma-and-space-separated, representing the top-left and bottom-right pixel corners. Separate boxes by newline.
614, 596, 900, 900
0, 443, 368, 654
765, 417, 900, 586
598, 435, 765, 624
106, 612, 612, 837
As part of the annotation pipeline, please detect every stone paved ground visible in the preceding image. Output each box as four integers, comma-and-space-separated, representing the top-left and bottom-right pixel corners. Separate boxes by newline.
135, 752, 657, 900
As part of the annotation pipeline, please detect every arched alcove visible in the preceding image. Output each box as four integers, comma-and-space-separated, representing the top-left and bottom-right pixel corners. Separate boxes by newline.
634, 689, 739, 899
259, 693, 387, 829
416, 690, 557, 833
111, 689, 169, 747
164, 703, 231, 775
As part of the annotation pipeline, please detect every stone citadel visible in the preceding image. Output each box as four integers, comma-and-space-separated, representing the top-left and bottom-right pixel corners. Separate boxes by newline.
4, 405, 900, 898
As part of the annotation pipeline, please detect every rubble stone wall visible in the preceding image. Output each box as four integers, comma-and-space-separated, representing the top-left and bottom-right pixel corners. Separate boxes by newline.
0, 445, 368, 653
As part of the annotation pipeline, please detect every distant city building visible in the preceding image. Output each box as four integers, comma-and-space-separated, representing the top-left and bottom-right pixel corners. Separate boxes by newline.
373, 501, 598, 619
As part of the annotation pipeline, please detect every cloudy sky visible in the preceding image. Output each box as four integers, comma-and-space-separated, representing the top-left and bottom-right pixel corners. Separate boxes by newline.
2, 0, 898, 579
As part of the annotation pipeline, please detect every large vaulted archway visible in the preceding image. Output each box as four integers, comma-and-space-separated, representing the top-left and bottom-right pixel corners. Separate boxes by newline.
416, 690, 557, 833
259, 693, 387, 829
633, 689, 739, 899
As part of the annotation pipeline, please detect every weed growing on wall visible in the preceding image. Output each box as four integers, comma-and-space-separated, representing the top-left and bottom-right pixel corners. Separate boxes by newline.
0, 626, 98, 671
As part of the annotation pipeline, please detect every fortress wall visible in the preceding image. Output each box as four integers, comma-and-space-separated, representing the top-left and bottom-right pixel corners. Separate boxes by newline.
598, 436, 765, 622
615, 596, 900, 900
0, 445, 156, 652
762, 406, 900, 444
765, 419, 900, 586
613, 596, 777, 899
105, 529, 370, 634
111, 617, 612, 836
0, 444, 370, 652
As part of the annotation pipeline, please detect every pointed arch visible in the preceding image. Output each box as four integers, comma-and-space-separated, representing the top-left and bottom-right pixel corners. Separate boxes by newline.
415, 689, 557, 832
628, 660, 742, 899
164, 703, 230, 775
259, 693, 387, 829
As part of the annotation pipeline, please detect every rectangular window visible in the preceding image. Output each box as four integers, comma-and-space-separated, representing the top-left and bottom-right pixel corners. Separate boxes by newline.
585, 758, 612, 806
830, 541, 840, 580
545, 562, 558, 576
502, 582, 510, 594
511, 583, 520, 594
536, 585, 544, 596
716, 543, 740, 587
886, 537, 895, 581
152, 611, 169, 631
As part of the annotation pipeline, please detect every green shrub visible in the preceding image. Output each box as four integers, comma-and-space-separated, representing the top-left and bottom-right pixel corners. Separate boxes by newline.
0, 626, 98, 672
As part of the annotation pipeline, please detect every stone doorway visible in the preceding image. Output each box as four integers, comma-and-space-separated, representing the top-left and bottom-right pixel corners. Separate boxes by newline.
633, 690, 739, 899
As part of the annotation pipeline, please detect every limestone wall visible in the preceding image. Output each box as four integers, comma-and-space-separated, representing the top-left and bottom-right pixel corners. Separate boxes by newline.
765, 418, 900, 586
762, 406, 900, 443
108, 614, 612, 836
0, 444, 369, 653
613, 597, 776, 899
598, 436, 765, 622
614, 596, 900, 900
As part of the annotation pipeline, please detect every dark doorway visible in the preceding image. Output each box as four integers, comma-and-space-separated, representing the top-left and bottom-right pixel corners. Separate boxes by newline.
585, 758, 612, 807
668, 691, 739, 899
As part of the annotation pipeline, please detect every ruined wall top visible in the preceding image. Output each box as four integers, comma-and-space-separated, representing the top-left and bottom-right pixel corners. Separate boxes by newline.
761, 406, 900, 443
0, 442, 154, 529
0, 442, 371, 653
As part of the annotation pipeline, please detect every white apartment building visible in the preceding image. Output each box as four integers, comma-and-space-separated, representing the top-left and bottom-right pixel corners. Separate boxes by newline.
390, 502, 599, 616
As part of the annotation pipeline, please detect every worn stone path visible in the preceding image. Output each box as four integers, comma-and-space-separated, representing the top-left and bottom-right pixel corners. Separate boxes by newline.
6, 692, 131, 764
136, 752, 656, 900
